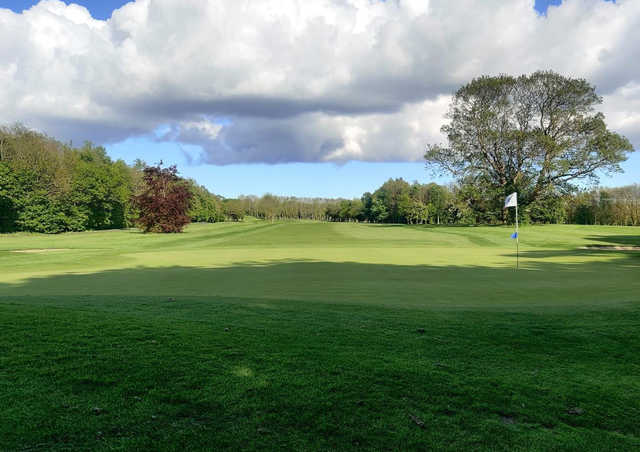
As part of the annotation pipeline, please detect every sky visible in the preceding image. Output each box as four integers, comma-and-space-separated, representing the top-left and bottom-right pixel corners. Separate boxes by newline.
0, 0, 637, 198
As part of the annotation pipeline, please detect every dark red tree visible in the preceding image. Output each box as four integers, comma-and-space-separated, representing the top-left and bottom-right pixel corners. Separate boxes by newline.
132, 164, 192, 233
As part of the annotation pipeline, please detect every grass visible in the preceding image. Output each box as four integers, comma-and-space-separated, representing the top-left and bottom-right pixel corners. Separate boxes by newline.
0, 221, 639, 450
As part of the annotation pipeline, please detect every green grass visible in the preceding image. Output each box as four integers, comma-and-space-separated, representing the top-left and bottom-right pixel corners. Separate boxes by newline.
1, 222, 639, 450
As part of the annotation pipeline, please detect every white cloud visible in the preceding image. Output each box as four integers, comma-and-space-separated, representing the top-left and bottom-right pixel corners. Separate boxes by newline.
162, 95, 450, 164
0, 0, 638, 163
601, 82, 640, 146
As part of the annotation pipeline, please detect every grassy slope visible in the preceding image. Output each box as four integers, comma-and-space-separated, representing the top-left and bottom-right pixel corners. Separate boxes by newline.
0, 222, 639, 450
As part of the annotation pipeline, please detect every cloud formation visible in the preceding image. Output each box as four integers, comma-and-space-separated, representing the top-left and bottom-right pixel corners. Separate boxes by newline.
0, 0, 638, 164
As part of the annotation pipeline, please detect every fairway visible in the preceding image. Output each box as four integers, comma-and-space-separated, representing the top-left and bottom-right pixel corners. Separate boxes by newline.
1, 222, 639, 450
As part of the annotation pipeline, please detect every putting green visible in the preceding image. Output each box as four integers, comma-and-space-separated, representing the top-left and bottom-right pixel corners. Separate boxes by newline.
1, 222, 638, 309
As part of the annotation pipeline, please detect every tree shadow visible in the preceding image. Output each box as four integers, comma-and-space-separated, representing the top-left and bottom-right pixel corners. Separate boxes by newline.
368, 223, 506, 229
366, 223, 406, 228
503, 232, 640, 260
505, 248, 640, 261
586, 234, 640, 247
1, 249, 638, 310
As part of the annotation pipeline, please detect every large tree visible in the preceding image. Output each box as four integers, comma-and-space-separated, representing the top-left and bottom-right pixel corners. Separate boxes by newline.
425, 71, 634, 209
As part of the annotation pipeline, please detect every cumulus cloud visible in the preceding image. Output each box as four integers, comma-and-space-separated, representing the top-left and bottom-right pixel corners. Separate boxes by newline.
160, 96, 450, 164
0, 0, 638, 163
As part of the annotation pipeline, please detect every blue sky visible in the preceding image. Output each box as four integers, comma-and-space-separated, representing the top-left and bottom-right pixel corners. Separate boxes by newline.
1, 0, 635, 198
0, 1, 606, 18
2, 0, 131, 19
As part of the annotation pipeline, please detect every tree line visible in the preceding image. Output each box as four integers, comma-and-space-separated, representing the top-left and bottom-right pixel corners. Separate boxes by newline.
1, 123, 637, 234
0, 124, 223, 233
224, 180, 640, 226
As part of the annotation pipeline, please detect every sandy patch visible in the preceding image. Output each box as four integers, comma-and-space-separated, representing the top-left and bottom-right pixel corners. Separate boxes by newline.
10, 248, 70, 253
581, 245, 640, 251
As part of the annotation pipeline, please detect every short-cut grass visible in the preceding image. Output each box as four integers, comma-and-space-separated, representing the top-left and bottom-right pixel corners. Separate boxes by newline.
1, 222, 639, 450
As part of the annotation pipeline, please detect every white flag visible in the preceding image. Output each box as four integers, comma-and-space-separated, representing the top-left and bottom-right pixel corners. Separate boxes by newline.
504, 192, 517, 208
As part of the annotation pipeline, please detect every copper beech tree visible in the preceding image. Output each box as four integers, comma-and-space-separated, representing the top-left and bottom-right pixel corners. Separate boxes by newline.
132, 163, 192, 233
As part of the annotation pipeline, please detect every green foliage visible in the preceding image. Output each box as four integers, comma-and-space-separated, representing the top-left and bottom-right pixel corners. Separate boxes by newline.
188, 181, 224, 223
0, 126, 139, 233
224, 179, 456, 225
426, 70, 635, 220
223, 199, 246, 221
223, 177, 638, 227
524, 193, 568, 224
326, 199, 364, 222
0, 163, 23, 232
15, 192, 87, 233
369, 197, 389, 222
373, 178, 411, 223
71, 144, 132, 230
566, 185, 640, 226
0, 125, 226, 233
400, 198, 430, 224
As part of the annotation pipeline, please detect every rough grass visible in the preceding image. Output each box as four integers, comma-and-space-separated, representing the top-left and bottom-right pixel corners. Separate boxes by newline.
0, 222, 639, 450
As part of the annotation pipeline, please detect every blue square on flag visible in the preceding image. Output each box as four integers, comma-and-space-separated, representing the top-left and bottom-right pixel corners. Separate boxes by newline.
511, 232, 518, 239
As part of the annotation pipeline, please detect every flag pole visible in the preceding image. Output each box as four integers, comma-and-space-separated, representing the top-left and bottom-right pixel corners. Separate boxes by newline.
504, 192, 519, 270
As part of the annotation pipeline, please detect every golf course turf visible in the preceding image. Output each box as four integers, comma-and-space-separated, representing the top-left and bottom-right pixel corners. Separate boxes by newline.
1, 221, 639, 450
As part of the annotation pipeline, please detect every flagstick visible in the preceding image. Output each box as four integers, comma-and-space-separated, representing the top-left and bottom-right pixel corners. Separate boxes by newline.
504, 192, 519, 270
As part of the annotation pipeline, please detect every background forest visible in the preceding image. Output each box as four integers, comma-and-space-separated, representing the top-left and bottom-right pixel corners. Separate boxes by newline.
1, 124, 638, 234
0, 125, 223, 233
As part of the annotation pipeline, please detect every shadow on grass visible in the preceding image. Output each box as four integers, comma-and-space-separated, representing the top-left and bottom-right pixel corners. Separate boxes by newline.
506, 248, 640, 261
1, 247, 638, 309
369, 223, 507, 229
503, 232, 640, 260
586, 234, 640, 247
